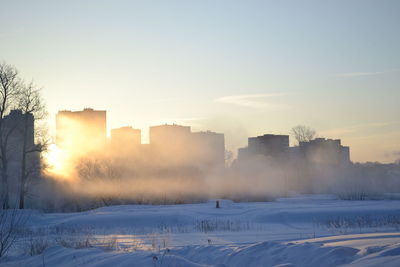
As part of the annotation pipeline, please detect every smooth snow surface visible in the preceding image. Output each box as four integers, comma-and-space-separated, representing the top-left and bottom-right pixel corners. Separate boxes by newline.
1, 195, 400, 267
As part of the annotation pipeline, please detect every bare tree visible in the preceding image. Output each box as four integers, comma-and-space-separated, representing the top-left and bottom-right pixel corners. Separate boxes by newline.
0, 62, 47, 209
17, 82, 47, 209
0, 63, 21, 209
76, 156, 124, 206
290, 125, 316, 145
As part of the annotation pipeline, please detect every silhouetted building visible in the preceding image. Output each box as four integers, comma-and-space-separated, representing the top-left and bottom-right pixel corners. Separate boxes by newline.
192, 131, 225, 167
237, 147, 250, 161
238, 134, 289, 161
150, 124, 191, 147
3, 110, 35, 159
111, 126, 141, 153
299, 138, 350, 165
149, 124, 193, 166
56, 108, 106, 153
2, 110, 40, 204
149, 124, 225, 168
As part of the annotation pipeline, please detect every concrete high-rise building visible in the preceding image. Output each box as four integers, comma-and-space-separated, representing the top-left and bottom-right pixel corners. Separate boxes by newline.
3, 110, 35, 159
111, 126, 141, 153
192, 131, 225, 167
149, 124, 225, 168
238, 134, 289, 160
299, 138, 350, 165
56, 108, 106, 153
2, 110, 40, 204
149, 124, 191, 147
149, 124, 193, 166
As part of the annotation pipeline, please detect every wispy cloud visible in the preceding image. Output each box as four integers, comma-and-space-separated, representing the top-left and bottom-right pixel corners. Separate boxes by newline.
214, 93, 291, 110
333, 69, 400, 77
320, 121, 400, 137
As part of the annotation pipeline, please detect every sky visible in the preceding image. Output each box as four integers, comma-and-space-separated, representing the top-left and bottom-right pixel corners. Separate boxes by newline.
1, 0, 399, 163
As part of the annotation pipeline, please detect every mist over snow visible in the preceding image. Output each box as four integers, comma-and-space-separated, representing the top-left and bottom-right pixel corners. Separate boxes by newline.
1, 0, 400, 266
2, 195, 400, 267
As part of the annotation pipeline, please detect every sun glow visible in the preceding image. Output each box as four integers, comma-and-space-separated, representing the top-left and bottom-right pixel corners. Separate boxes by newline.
45, 111, 107, 180
44, 143, 72, 179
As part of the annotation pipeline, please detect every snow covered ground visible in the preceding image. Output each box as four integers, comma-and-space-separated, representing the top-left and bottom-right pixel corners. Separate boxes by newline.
1, 195, 400, 266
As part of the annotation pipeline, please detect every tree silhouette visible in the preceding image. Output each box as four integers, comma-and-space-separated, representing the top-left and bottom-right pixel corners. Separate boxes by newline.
290, 125, 316, 145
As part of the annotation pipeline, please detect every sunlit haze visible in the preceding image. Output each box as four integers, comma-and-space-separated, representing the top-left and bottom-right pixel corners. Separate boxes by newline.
2, 3, 400, 265
1, 0, 399, 163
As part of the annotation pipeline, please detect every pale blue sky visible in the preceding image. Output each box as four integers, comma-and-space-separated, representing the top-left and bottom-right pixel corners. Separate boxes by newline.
1, 0, 399, 162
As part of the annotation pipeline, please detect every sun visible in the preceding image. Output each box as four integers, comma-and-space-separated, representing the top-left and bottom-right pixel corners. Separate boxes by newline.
44, 144, 70, 178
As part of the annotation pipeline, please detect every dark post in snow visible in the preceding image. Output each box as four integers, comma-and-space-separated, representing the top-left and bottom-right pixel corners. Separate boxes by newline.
216, 200, 220, 208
